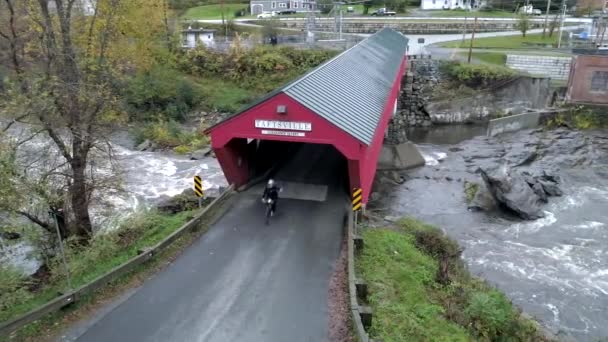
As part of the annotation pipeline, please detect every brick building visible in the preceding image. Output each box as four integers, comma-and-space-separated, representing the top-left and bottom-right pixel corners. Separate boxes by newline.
566, 53, 608, 105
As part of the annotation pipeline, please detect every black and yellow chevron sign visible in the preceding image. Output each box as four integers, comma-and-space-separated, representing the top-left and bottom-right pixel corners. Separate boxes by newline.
194, 175, 204, 198
352, 188, 362, 212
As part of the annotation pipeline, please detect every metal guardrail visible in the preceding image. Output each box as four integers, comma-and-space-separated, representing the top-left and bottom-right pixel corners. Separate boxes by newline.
0, 185, 235, 337
347, 209, 371, 342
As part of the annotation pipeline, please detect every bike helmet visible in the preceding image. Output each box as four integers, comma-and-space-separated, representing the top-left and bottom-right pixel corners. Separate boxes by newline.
267, 179, 275, 187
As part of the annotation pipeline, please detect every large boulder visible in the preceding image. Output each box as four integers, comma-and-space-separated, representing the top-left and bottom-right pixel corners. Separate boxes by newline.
188, 147, 212, 160
479, 167, 545, 220
156, 189, 214, 214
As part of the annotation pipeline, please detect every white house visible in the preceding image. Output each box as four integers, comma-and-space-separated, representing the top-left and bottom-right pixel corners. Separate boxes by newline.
182, 27, 216, 49
420, 0, 485, 10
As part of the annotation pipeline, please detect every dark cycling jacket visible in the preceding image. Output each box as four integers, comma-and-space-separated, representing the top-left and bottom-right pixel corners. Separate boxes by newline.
263, 185, 280, 201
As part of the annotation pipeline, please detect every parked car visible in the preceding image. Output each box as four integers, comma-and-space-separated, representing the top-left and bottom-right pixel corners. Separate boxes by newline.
277, 9, 297, 15
371, 8, 396, 16
257, 11, 277, 19
347, 6, 354, 13
519, 5, 542, 16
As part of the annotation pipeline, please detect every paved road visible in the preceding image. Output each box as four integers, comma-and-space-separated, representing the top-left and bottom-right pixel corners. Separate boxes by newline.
72, 145, 346, 342
199, 17, 585, 55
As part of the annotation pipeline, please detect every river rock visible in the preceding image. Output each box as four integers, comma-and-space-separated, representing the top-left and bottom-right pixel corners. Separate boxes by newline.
539, 180, 563, 197
136, 139, 158, 152
157, 189, 214, 214
189, 147, 212, 160
479, 167, 545, 220
468, 181, 498, 212
532, 182, 548, 203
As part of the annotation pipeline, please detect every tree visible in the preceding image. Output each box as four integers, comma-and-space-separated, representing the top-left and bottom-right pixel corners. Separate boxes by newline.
0, 0, 170, 241
517, 14, 531, 37
548, 13, 560, 37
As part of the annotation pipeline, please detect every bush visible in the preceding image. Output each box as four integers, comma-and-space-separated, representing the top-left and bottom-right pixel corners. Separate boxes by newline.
134, 120, 209, 150
126, 66, 200, 122
0, 265, 31, 312
181, 45, 336, 81
465, 291, 514, 339
441, 61, 516, 87
546, 106, 608, 129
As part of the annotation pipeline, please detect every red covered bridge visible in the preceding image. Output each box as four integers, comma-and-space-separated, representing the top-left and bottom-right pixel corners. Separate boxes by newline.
206, 28, 409, 205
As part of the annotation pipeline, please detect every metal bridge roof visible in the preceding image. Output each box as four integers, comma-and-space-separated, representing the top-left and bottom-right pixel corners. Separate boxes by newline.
209, 28, 408, 145
282, 28, 408, 145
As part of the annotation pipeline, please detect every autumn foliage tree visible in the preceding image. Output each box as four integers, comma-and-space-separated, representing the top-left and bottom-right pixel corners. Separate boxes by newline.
0, 0, 172, 241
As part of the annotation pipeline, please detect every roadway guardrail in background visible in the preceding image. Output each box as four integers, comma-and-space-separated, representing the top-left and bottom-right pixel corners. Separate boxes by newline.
0, 185, 235, 337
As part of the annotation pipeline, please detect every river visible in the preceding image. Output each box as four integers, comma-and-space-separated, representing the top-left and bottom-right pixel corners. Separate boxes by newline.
0, 132, 228, 274
373, 125, 608, 341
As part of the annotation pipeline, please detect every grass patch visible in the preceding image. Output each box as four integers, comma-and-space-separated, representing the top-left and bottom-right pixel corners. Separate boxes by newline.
459, 52, 507, 65
441, 33, 559, 49
427, 9, 515, 18
0, 210, 197, 332
196, 77, 256, 113
182, 3, 249, 19
357, 218, 547, 341
440, 61, 516, 87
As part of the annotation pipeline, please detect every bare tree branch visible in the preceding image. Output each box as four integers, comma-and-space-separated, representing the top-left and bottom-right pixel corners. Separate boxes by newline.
16, 210, 53, 233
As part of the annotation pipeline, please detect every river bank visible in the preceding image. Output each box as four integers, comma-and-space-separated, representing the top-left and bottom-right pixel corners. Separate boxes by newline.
0, 131, 228, 275
358, 218, 549, 341
370, 125, 608, 341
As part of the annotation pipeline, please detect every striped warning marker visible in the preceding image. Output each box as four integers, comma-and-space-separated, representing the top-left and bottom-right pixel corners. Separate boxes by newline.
352, 188, 362, 212
194, 175, 204, 198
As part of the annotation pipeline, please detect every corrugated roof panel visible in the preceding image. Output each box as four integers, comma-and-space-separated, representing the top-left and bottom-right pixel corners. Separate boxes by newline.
207, 28, 408, 145
284, 28, 408, 145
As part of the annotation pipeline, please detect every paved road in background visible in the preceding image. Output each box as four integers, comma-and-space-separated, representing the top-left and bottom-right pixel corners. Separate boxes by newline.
72, 145, 346, 342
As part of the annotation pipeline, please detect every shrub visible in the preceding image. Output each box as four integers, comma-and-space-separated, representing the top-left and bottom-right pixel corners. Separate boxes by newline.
546, 106, 608, 129
465, 291, 514, 339
126, 66, 200, 121
134, 120, 209, 149
0, 265, 31, 312
181, 45, 336, 81
49, 234, 120, 284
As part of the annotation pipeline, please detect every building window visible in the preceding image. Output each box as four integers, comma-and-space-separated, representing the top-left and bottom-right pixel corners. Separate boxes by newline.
293, 1, 298, 8
432, 0, 436, 4
591, 71, 608, 92
279, 2, 286, 7
271, 1, 276, 8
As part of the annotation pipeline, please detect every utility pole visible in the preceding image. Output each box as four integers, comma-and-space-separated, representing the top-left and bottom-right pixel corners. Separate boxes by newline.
462, 15, 468, 45
221, 0, 227, 41
50, 209, 72, 292
339, 5, 343, 40
542, 0, 552, 38
468, 16, 478, 63
557, 0, 566, 48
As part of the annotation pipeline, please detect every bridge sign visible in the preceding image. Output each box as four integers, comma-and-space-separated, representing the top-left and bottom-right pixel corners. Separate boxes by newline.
352, 188, 362, 212
194, 176, 204, 198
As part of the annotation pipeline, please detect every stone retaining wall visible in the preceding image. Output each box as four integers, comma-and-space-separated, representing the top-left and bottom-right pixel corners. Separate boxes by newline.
506, 55, 572, 80
270, 20, 545, 34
